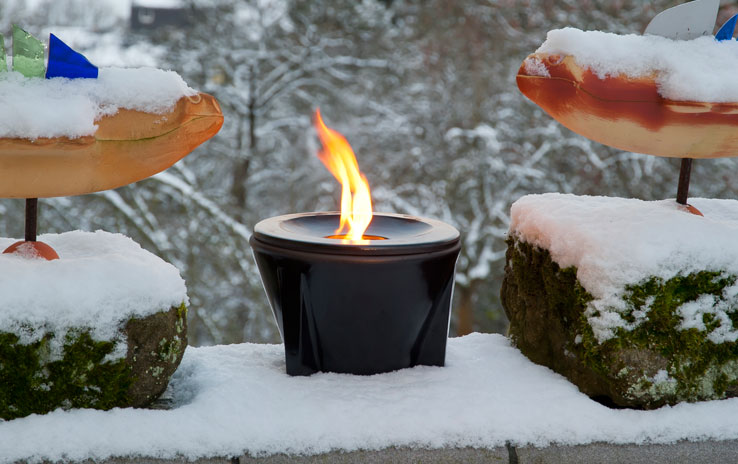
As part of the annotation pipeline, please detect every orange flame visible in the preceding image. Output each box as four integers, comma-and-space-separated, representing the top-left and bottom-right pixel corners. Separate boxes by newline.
314, 109, 373, 242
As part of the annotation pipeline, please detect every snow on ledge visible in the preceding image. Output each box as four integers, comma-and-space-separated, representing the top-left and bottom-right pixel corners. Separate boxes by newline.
509, 194, 738, 291
2, 333, 738, 463
536, 28, 738, 102
510, 194, 738, 341
0, 230, 187, 344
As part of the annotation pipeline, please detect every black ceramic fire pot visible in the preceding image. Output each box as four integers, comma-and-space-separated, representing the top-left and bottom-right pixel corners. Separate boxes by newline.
250, 212, 461, 376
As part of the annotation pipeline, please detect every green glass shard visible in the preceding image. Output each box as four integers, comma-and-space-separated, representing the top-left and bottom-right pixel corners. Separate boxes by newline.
12, 25, 44, 78
0, 34, 6, 73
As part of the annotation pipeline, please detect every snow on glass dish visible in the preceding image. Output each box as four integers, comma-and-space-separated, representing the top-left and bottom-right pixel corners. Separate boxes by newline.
533, 27, 738, 103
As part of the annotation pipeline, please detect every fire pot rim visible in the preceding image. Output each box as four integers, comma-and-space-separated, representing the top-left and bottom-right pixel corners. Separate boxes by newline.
252, 211, 460, 256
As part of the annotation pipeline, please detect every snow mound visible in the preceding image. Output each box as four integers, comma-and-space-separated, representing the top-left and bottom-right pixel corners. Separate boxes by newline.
0, 68, 197, 139
2, 333, 738, 462
536, 28, 738, 102
0, 230, 187, 344
510, 193, 738, 341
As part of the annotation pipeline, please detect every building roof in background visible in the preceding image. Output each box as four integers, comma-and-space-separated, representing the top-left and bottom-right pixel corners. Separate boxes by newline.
132, 0, 184, 9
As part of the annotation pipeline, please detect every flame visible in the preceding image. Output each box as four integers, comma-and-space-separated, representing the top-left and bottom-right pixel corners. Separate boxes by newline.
314, 109, 373, 242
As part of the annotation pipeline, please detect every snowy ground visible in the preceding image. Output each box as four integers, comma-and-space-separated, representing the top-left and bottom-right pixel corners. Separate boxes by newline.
3, 333, 738, 463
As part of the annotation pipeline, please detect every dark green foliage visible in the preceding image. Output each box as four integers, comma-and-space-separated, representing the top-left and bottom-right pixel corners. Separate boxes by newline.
621, 273, 733, 329
612, 273, 738, 401
0, 330, 131, 420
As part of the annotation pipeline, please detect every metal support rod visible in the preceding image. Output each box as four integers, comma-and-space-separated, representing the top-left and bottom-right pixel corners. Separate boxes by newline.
25, 198, 37, 242
676, 158, 693, 205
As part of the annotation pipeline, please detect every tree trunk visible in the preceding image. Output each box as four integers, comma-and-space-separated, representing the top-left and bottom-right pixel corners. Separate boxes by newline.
231, 99, 256, 213
455, 284, 475, 336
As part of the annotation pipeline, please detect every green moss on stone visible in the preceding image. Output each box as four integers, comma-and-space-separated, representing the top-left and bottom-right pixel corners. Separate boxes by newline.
158, 336, 182, 364
0, 304, 188, 419
0, 330, 131, 420
124, 303, 188, 408
502, 238, 738, 408
610, 273, 738, 402
175, 303, 187, 335
148, 304, 186, 365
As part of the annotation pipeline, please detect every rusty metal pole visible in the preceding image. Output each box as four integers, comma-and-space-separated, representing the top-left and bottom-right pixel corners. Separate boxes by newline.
25, 198, 37, 242
676, 158, 692, 206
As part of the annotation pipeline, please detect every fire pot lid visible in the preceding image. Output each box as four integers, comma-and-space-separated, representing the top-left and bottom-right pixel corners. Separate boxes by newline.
252, 212, 460, 256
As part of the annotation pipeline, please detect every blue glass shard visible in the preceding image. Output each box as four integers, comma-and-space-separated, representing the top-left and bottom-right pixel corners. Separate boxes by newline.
45, 33, 98, 79
716, 14, 738, 41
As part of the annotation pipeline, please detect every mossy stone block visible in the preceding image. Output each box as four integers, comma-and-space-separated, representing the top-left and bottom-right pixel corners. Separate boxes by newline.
501, 239, 738, 409
0, 303, 187, 420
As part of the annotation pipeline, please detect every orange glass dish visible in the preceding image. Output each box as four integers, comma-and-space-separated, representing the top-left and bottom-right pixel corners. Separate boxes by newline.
517, 54, 738, 159
0, 93, 223, 198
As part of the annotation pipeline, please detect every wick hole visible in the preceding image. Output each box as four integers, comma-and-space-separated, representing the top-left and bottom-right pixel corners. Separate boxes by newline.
325, 234, 388, 241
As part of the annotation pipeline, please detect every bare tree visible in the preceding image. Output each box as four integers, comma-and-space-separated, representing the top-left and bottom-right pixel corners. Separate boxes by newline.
7, 0, 736, 345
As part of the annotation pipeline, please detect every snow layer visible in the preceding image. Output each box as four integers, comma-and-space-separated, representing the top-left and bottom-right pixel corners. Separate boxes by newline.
0, 68, 197, 139
0, 230, 187, 345
536, 28, 738, 102
3, 333, 738, 462
510, 194, 738, 342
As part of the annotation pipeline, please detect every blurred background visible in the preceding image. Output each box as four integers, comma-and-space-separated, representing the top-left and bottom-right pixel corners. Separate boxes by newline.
2, 0, 737, 346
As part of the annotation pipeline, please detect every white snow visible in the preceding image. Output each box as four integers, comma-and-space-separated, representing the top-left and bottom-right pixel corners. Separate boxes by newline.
536, 28, 738, 102
0, 230, 187, 348
49, 29, 166, 68
0, 67, 197, 139
2, 333, 738, 462
522, 55, 550, 77
510, 193, 738, 342
6, 0, 131, 21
